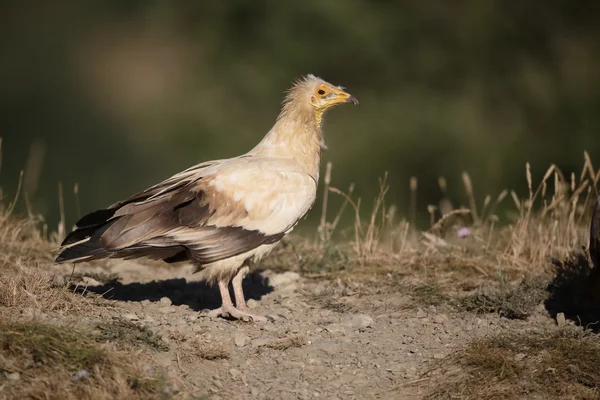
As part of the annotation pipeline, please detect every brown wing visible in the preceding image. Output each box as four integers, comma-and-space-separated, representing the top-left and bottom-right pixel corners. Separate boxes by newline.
55, 159, 284, 265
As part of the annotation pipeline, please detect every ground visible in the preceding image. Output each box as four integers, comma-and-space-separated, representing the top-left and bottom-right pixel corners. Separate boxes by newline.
3, 246, 599, 399
2, 162, 600, 399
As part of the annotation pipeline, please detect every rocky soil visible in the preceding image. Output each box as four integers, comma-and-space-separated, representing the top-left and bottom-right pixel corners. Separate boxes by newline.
48, 260, 569, 399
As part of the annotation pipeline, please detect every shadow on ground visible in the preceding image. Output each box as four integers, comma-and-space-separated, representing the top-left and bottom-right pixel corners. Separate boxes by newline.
72, 271, 273, 311
545, 250, 600, 332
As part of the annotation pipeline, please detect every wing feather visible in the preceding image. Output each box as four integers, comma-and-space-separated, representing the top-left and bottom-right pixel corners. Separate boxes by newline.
56, 157, 316, 265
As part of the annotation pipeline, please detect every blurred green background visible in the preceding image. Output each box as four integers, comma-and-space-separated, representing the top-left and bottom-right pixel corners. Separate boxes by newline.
1, 1, 599, 232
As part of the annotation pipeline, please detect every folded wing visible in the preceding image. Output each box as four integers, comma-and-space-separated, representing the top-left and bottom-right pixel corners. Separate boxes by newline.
55, 158, 316, 265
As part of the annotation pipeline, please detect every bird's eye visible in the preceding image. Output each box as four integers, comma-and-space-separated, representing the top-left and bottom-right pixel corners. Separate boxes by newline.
318, 89, 326, 95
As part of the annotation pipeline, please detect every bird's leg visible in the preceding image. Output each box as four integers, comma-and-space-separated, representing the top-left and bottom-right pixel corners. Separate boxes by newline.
207, 276, 268, 323
232, 266, 249, 311
206, 278, 235, 317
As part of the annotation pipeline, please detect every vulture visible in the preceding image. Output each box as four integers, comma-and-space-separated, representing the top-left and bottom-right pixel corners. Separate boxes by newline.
55, 74, 358, 321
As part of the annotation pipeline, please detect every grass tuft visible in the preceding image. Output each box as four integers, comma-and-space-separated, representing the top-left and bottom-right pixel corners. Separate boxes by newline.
457, 275, 549, 319
427, 329, 600, 399
0, 267, 100, 316
0, 320, 172, 399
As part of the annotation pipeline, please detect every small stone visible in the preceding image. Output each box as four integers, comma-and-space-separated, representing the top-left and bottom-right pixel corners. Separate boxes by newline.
52, 274, 66, 287
163, 383, 179, 395
514, 353, 526, 362
159, 306, 176, 314
260, 324, 277, 332
229, 368, 241, 379
341, 314, 374, 330
277, 283, 298, 294
433, 353, 445, 359
123, 313, 139, 321
160, 297, 172, 306
535, 303, 546, 313
250, 387, 259, 396
82, 277, 101, 286
72, 369, 90, 382
234, 332, 248, 347
247, 299, 258, 309
556, 312, 566, 326
324, 323, 345, 334
416, 308, 427, 318
433, 314, 448, 325
269, 271, 301, 288
6, 372, 20, 381
567, 364, 579, 373
315, 340, 344, 355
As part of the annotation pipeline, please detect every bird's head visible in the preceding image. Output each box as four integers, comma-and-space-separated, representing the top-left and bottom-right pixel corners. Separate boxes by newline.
281, 74, 358, 125
307, 76, 359, 111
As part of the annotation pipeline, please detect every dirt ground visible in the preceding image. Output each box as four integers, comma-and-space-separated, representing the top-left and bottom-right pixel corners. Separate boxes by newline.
37, 256, 588, 400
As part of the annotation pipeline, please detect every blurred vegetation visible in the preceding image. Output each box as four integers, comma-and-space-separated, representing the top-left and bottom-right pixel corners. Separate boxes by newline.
1, 1, 599, 232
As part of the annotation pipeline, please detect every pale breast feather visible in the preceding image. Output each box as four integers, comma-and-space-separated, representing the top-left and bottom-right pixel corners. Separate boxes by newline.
203, 158, 318, 235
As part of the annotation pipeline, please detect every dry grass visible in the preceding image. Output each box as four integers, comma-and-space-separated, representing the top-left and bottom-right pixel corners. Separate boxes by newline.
183, 340, 230, 361
457, 275, 549, 319
0, 215, 54, 270
189, 341, 231, 361
0, 267, 104, 318
0, 320, 172, 400
0, 219, 176, 398
2, 139, 600, 398
266, 155, 598, 289
427, 328, 600, 399
0, 149, 180, 398
168, 331, 231, 362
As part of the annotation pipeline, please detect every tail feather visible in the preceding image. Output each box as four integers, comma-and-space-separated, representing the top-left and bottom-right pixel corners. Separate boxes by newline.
55, 208, 190, 264
55, 172, 197, 265
75, 208, 117, 229
61, 225, 100, 246
56, 209, 116, 263
55, 239, 111, 263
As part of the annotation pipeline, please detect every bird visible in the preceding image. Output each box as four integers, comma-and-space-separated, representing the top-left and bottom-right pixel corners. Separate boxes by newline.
55, 74, 358, 321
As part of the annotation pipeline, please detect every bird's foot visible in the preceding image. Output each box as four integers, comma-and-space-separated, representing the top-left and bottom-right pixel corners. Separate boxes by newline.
205, 305, 272, 323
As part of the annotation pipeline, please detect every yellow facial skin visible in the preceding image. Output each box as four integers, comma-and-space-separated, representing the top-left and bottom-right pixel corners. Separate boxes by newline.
310, 83, 359, 111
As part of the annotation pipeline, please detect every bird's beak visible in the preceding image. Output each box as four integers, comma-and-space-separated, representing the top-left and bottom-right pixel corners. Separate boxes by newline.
346, 94, 359, 105
331, 87, 359, 106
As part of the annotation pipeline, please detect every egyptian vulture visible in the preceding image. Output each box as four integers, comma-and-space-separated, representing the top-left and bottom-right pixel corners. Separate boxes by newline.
55, 74, 358, 321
